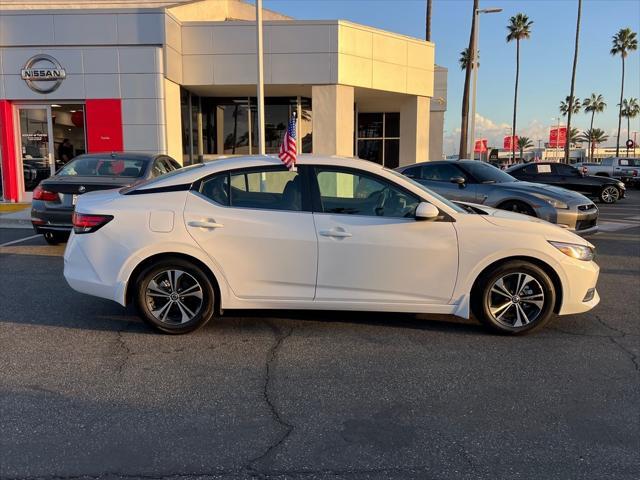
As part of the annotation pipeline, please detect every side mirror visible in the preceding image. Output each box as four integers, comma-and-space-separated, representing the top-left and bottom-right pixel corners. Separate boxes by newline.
415, 202, 440, 221
450, 176, 466, 187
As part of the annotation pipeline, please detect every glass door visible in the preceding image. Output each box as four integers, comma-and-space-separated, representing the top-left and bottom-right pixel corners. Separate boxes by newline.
17, 105, 54, 200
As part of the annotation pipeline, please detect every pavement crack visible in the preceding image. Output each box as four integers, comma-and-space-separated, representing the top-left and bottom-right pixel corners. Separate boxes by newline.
246, 320, 295, 471
113, 320, 136, 374
608, 336, 640, 373
594, 314, 631, 337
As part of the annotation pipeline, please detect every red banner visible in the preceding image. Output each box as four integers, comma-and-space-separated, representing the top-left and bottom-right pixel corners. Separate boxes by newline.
503, 135, 518, 150
549, 126, 567, 148
474, 138, 488, 153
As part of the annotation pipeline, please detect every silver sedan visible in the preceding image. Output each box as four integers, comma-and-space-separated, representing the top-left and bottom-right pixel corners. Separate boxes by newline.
397, 160, 598, 234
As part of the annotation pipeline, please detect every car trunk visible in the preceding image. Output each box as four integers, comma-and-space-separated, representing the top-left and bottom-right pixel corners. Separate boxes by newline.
40, 176, 137, 210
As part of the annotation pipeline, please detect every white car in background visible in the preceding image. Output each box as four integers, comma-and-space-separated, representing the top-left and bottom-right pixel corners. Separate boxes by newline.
64, 156, 600, 335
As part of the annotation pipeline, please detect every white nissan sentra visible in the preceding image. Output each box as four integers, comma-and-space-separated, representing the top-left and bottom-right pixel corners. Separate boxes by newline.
64, 155, 600, 335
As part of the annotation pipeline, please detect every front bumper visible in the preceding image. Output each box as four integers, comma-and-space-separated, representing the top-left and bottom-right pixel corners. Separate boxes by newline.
557, 256, 600, 315
554, 204, 599, 236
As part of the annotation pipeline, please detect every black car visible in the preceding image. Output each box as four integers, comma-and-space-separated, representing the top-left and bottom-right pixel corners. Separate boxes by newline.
506, 162, 626, 204
32, 152, 181, 244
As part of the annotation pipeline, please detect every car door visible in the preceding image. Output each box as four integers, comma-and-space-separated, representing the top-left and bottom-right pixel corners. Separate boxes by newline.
414, 163, 478, 202
184, 166, 317, 300
311, 166, 458, 304
552, 163, 591, 195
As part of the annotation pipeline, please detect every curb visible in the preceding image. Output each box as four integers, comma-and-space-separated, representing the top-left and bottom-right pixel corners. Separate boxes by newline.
0, 218, 33, 229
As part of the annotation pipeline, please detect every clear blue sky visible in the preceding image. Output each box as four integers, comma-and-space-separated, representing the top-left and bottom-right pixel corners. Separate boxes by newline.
263, 0, 640, 153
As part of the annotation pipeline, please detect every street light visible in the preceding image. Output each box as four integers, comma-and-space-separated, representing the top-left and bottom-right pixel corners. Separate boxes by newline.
469, 7, 502, 160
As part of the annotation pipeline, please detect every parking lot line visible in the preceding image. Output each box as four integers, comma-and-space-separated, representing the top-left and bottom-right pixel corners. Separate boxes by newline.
0, 234, 41, 247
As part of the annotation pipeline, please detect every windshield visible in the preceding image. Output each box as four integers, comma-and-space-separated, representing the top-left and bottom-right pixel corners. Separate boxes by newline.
386, 169, 467, 214
462, 162, 517, 183
58, 157, 148, 178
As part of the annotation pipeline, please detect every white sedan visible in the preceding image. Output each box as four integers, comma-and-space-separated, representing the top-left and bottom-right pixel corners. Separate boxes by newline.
64, 155, 600, 335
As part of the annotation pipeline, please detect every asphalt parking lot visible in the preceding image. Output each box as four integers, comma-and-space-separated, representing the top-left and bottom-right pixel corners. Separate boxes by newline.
1, 192, 638, 480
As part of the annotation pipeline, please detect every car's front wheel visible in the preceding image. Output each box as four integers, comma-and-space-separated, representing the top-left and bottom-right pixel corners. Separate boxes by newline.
134, 258, 215, 334
471, 261, 556, 335
599, 185, 620, 203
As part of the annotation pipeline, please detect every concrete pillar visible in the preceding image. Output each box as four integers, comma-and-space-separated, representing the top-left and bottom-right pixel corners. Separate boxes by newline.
399, 95, 430, 166
163, 79, 183, 163
312, 85, 354, 157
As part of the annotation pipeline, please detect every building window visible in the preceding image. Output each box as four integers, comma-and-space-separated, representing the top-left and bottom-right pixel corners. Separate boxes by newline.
356, 112, 400, 169
180, 90, 311, 160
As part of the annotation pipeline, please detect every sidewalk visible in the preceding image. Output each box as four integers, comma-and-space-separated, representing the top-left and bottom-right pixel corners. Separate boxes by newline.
0, 203, 32, 228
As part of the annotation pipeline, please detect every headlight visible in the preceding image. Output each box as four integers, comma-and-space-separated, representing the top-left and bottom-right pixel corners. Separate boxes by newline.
617, 182, 625, 189
549, 241, 594, 261
532, 193, 569, 209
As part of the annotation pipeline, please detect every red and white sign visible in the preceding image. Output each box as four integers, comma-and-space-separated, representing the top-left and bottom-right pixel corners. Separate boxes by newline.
503, 135, 518, 150
474, 138, 488, 153
549, 126, 567, 148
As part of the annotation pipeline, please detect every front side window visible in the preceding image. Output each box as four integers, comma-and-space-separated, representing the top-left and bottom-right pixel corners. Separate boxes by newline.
315, 168, 419, 218
230, 169, 302, 211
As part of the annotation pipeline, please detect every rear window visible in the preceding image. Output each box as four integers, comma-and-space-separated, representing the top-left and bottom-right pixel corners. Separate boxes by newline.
58, 157, 148, 178
619, 158, 639, 167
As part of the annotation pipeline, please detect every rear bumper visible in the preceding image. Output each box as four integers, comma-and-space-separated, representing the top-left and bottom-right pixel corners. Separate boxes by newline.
31, 204, 73, 233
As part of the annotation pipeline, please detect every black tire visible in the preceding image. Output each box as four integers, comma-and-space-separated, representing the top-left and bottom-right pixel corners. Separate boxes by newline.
43, 231, 69, 245
497, 201, 537, 217
599, 185, 620, 204
134, 258, 215, 334
471, 261, 556, 335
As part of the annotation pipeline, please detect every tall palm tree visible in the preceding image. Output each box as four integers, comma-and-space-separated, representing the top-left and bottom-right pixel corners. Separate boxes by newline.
611, 27, 638, 155
580, 128, 609, 160
459, 0, 479, 159
560, 96, 582, 116
517, 136, 533, 160
583, 93, 606, 160
506, 13, 534, 163
564, 0, 582, 163
426, 0, 433, 41
621, 97, 640, 156
459, 48, 479, 70
568, 127, 581, 146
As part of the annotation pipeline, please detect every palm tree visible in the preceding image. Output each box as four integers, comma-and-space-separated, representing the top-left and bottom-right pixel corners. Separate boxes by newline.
517, 136, 533, 160
459, 0, 479, 159
611, 28, 638, 155
568, 127, 581, 146
580, 128, 609, 160
621, 98, 640, 156
583, 94, 607, 160
459, 48, 479, 70
426, 0, 433, 41
564, 0, 582, 163
507, 13, 534, 163
560, 96, 582, 116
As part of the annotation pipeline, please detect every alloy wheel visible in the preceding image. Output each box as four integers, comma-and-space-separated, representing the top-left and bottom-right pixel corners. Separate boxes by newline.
487, 272, 545, 328
601, 186, 619, 203
145, 269, 204, 324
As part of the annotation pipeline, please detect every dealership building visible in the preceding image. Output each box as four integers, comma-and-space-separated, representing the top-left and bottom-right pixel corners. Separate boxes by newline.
0, 0, 447, 202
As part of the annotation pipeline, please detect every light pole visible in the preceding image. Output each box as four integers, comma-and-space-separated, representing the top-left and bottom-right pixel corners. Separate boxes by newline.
551, 117, 561, 161
468, 7, 502, 160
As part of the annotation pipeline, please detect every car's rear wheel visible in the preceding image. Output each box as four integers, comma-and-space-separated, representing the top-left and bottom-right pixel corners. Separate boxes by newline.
471, 261, 556, 335
43, 231, 69, 245
498, 201, 537, 217
599, 185, 620, 203
135, 259, 215, 334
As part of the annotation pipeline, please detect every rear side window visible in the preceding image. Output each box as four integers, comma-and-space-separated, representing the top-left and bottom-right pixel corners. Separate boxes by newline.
200, 173, 229, 206
401, 166, 423, 179
58, 157, 147, 177
315, 168, 419, 218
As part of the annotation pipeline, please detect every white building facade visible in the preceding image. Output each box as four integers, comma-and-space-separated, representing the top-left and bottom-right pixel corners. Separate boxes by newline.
0, 0, 447, 202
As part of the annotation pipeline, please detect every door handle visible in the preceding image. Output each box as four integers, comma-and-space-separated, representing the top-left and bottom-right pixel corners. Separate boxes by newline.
188, 220, 224, 229
319, 229, 352, 238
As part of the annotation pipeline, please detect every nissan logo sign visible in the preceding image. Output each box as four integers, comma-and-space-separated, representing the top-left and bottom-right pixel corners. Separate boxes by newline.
21, 54, 66, 93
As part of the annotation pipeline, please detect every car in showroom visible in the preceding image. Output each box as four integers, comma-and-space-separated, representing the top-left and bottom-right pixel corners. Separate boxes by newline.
64, 155, 600, 336
397, 160, 599, 234
31, 152, 181, 244
506, 162, 626, 204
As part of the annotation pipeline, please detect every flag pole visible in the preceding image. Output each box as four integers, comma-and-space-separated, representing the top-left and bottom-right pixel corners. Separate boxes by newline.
255, 0, 266, 156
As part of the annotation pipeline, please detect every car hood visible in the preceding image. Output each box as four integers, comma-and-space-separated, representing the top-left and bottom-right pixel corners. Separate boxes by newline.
457, 201, 593, 246
493, 181, 591, 202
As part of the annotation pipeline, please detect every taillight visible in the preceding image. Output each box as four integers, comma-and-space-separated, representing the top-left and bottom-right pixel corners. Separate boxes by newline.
632, 169, 638, 177
33, 185, 59, 202
72, 212, 113, 234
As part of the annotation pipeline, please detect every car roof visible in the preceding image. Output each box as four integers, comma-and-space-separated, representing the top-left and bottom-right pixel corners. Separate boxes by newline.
73, 152, 159, 161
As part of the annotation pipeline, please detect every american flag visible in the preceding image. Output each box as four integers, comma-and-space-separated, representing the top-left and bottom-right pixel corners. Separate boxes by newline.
278, 113, 297, 170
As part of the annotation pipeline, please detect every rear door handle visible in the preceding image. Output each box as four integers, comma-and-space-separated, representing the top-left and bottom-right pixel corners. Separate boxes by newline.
319, 229, 352, 238
188, 220, 224, 229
